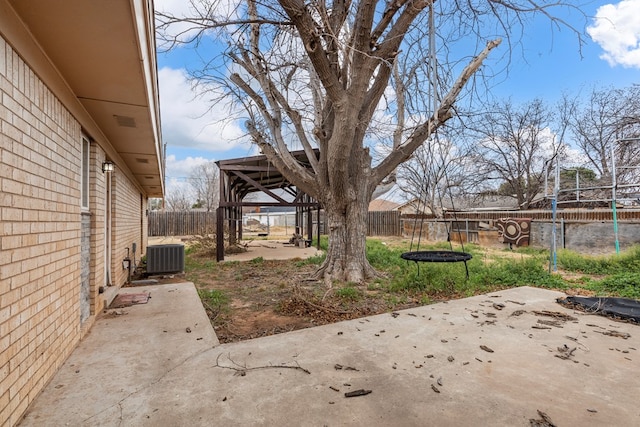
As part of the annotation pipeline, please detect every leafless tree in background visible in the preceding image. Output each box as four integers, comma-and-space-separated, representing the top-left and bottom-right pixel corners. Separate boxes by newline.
190, 161, 220, 212
164, 188, 194, 211
396, 132, 470, 217
468, 98, 566, 209
148, 198, 163, 211
569, 85, 640, 196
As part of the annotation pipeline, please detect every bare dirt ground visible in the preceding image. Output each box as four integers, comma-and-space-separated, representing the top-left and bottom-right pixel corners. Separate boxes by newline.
186, 257, 423, 343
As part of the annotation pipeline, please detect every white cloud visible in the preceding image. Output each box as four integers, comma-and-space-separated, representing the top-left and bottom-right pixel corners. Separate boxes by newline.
163, 154, 213, 199
155, 0, 241, 49
165, 154, 212, 178
158, 67, 248, 152
587, 0, 640, 68
154, 0, 201, 49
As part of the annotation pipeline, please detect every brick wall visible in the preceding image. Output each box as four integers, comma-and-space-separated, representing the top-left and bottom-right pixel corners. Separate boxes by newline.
142, 197, 149, 255
89, 145, 106, 319
0, 32, 151, 425
111, 172, 144, 287
1, 36, 83, 425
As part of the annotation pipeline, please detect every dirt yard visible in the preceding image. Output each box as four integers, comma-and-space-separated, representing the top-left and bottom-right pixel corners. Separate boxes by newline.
185, 257, 424, 343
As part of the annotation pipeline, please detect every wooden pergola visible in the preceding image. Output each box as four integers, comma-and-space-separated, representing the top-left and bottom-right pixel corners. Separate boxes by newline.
215, 150, 321, 261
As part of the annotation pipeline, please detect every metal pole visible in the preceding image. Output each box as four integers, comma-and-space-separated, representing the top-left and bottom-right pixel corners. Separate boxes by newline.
612, 144, 620, 254
550, 199, 557, 273
550, 157, 560, 272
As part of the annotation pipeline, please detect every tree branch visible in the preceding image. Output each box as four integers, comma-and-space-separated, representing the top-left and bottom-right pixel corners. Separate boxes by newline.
213, 353, 311, 376
372, 38, 502, 184
230, 73, 317, 193
279, 0, 347, 104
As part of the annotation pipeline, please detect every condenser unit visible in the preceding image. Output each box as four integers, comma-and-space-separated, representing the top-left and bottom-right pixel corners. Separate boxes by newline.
146, 244, 185, 274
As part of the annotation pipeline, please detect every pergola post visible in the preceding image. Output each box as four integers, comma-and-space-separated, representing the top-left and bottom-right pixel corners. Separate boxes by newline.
216, 206, 224, 261
306, 195, 313, 243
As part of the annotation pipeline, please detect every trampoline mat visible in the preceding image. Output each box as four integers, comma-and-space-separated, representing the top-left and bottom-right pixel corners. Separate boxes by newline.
558, 296, 640, 323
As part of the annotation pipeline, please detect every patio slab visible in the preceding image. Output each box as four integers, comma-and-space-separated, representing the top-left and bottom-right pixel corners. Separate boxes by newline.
19, 285, 639, 426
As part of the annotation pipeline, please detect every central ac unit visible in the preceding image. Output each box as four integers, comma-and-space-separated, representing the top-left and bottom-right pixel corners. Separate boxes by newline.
146, 244, 185, 274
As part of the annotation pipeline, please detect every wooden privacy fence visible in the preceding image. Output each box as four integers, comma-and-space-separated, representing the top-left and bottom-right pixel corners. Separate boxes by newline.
148, 211, 217, 236
443, 209, 640, 222
148, 209, 640, 238
148, 210, 403, 237
366, 211, 402, 236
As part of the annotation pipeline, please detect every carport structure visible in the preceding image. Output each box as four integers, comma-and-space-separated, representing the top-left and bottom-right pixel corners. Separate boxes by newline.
215, 149, 321, 261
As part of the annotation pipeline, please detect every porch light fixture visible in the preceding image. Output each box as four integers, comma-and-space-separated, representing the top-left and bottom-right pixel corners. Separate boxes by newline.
102, 161, 114, 173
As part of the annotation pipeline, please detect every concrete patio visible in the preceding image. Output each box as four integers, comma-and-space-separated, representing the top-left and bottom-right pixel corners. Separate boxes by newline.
19, 284, 639, 426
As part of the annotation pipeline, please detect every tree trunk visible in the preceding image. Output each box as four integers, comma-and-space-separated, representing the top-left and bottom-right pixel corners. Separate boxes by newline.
314, 194, 378, 284
313, 142, 378, 284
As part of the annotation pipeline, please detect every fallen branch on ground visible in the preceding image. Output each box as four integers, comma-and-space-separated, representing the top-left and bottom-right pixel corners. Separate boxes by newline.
532, 310, 577, 322
292, 285, 352, 315
212, 353, 311, 376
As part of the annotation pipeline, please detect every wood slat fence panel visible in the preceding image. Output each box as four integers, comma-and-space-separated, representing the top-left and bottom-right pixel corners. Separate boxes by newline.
367, 211, 402, 236
149, 210, 404, 237
444, 209, 640, 222
149, 209, 640, 237
148, 211, 217, 236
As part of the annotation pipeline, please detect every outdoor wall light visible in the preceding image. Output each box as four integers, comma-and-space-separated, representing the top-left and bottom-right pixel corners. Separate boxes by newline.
102, 161, 115, 173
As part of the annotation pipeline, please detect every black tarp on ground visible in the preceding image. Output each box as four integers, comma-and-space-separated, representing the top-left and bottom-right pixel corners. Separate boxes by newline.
558, 296, 640, 323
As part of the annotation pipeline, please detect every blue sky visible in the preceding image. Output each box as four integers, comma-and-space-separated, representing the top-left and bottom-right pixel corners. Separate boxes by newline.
487, 1, 639, 102
154, 0, 640, 192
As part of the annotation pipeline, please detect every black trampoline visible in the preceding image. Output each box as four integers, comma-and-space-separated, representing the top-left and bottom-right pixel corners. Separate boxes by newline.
401, 250, 473, 263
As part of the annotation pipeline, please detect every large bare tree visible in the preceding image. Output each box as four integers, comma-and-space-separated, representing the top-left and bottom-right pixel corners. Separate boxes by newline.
468, 98, 568, 209
569, 86, 640, 188
157, 0, 585, 283
164, 187, 195, 211
190, 161, 220, 212
397, 133, 470, 217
